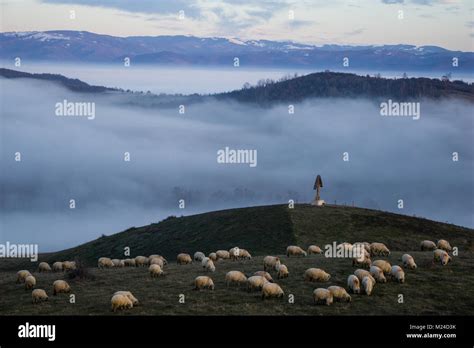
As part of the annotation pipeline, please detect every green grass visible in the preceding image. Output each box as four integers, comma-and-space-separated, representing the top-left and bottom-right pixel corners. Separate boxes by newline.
0, 204, 472, 315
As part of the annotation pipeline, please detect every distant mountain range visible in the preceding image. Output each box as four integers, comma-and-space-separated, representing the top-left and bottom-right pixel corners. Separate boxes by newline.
1, 31, 473, 72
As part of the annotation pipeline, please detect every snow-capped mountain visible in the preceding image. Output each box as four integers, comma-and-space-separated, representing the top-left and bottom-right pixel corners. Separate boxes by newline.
1, 30, 472, 72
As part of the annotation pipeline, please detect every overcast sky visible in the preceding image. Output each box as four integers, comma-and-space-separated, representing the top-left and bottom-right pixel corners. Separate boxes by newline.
1, 0, 473, 51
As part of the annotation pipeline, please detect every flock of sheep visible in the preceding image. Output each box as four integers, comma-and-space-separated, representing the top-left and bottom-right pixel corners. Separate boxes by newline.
14, 238, 453, 311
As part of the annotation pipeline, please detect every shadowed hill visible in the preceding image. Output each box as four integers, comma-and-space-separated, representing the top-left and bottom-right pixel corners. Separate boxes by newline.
39, 204, 472, 267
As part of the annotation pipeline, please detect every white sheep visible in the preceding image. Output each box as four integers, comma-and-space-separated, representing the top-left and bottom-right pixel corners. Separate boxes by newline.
177, 253, 192, 265
53, 280, 71, 295
112, 259, 124, 268
362, 276, 374, 295
370, 242, 390, 257
150, 257, 164, 268
52, 262, 63, 272
253, 271, 274, 283
149, 264, 164, 278
420, 240, 437, 251
391, 265, 405, 283
135, 256, 149, 267
16, 270, 32, 283
434, 249, 452, 266
204, 258, 216, 272
307, 245, 323, 255
313, 288, 333, 305
123, 259, 136, 267
437, 239, 452, 252
32, 289, 48, 304
238, 249, 252, 260
229, 247, 240, 260
98, 257, 114, 269
286, 245, 307, 257
216, 250, 230, 260
369, 265, 387, 283
208, 252, 218, 261
354, 269, 376, 284
194, 251, 206, 262
263, 256, 281, 272
25, 275, 36, 290
149, 255, 168, 265
352, 251, 372, 268
111, 294, 133, 312
276, 264, 289, 279
261, 283, 284, 299
328, 286, 351, 302
304, 268, 330, 282
38, 262, 52, 273
62, 261, 76, 271
225, 271, 247, 287
113, 291, 139, 306
402, 254, 417, 270
194, 276, 215, 290
347, 274, 360, 294
247, 276, 269, 291
372, 260, 392, 274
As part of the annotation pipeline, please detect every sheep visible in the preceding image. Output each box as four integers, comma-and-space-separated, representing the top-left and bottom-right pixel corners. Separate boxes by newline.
216, 250, 230, 260
328, 286, 351, 302
32, 289, 48, 304
229, 247, 240, 260
177, 253, 192, 265
247, 276, 269, 291
304, 268, 330, 282
437, 239, 452, 252
38, 262, 52, 273
434, 249, 451, 266
52, 262, 63, 272
149, 255, 168, 265
112, 259, 124, 268
225, 271, 247, 287
253, 271, 274, 283
372, 260, 392, 274
194, 251, 206, 262
354, 269, 376, 284
203, 258, 216, 272
113, 291, 139, 306
238, 249, 252, 260
402, 254, 417, 270
362, 276, 374, 295
149, 264, 164, 278
194, 276, 215, 290
123, 258, 136, 267
16, 270, 32, 283
150, 257, 164, 268
276, 264, 289, 279
420, 240, 437, 251
25, 275, 36, 290
286, 245, 307, 257
307, 245, 323, 255
261, 283, 284, 299
62, 261, 76, 271
369, 266, 387, 283
370, 242, 390, 257
208, 252, 218, 262
313, 288, 333, 306
53, 280, 71, 295
135, 256, 149, 267
98, 257, 114, 269
111, 294, 133, 312
263, 256, 281, 272
347, 275, 360, 294
390, 265, 405, 283
352, 250, 372, 268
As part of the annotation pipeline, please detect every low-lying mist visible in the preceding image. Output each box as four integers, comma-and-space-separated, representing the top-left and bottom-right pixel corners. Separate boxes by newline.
1, 77, 472, 251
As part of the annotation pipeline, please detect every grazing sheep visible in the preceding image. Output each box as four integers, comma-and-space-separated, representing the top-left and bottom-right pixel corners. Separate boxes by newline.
149, 255, 168, 265
216, 250, 230, 260
62, 261, 76, 271
286, 245, 307, 257
390, 265, 405, 283
369, 266, 387, 283
150, 257, 164, 268
313, 288, 333, 306
328, 286, 351, 302
253, 271, 274, 283
177, 253, 192, 265
402, 254, 417, 270
113, 291, 139, 306
261, 283, 284, 299
420, 240, 437, 251
111, 294, 133, 312
208, 252, 218, 262
372, 260, 392, 274
38, 262, 52, 273
25, 275, 36, 290
204, 258, 216, 272
149, 264, 164, 278
194, 276, 215, 290
437, 239, 452, 252
263, 256, 281, 272
307, 245, 323, 255
347, 275, 360, 294
370, 243, 390, 257
98, 257, 114, 269
434, 249, 451, 266
32, 289, 48, 304
52, 262, 63, 272
225, 271, 247, 287
239, 249, 252, 260
276, 264, 289, 279
354, 269, 376, 284
112, 259, 124, 268
229, 247, 240, 260
247, 276, 269, 291
352, 251, 372, 268
53, 280, 71, 295
123, 258, 136, 267
304, 268, 330, 282
362, 276, 374, 295
194, 252, 206, 262
135, 256, 149, 267
16, 270, 32, 283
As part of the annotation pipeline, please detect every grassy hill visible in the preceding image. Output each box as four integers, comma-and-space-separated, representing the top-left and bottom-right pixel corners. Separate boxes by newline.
36, 204, 473, 267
